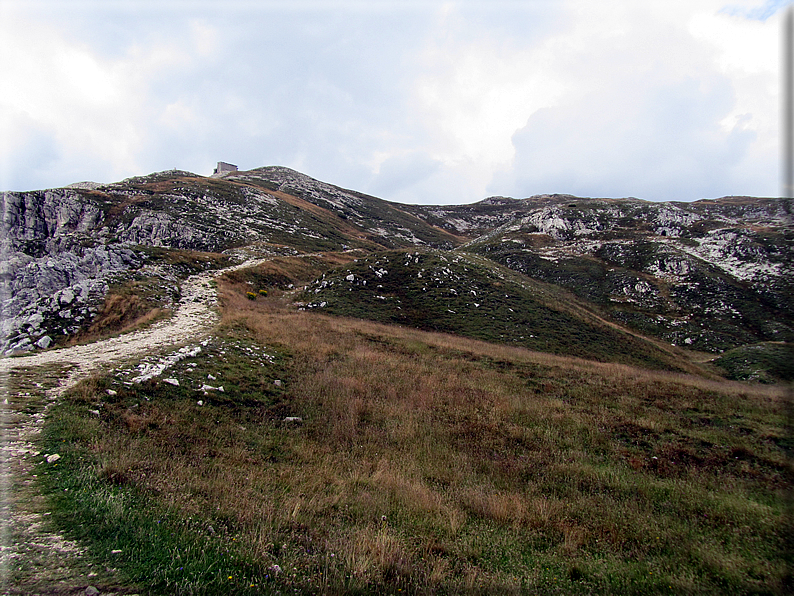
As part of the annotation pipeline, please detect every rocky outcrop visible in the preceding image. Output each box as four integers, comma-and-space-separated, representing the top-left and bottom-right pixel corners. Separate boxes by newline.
1, 246, 139, 354
1, 189, 140, 354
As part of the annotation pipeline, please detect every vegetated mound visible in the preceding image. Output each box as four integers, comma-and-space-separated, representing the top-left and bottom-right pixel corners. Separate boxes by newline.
302, 250, 690, 371
218, 252, 360, 298
711, 342, 794, 383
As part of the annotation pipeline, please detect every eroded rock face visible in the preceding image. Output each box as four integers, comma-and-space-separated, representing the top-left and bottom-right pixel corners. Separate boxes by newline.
1, 189, 139, 354
1, 189, 103, 244
114, 212, 213, 249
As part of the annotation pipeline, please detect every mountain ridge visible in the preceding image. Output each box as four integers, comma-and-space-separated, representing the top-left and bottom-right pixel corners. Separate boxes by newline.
2, 165, 791, 380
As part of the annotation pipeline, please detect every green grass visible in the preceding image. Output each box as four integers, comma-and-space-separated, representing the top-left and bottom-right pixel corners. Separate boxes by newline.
40, 336, 294, 594
37, 275, 791, 594
712, 342, 794, 383
301, 250, 692, 371
39, 458, 271, 594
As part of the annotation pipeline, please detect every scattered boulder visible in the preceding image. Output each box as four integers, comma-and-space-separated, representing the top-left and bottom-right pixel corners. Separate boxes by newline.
59, 288, 75, 305
199, 384, 223, 392
35, 335, 52, 349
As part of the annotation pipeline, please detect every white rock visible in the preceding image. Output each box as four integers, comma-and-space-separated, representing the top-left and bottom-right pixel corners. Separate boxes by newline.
163, 378, 179, 386
35, 335, 52, 349
25, 312, 44, 329
46, 453, 61, 463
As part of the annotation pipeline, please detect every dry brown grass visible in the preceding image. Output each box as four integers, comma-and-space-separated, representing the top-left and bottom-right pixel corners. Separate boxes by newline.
49, 267, 790, 593
69, 291, 169, 345
219, 252, 357, 296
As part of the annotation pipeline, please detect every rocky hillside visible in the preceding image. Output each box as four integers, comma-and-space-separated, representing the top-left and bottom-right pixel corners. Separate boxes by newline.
2, 166, 791, 379
435, 196, 793, 353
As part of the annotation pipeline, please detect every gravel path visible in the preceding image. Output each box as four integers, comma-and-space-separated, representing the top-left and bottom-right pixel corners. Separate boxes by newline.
0, 259, 265, 595
0, 263, 245, 386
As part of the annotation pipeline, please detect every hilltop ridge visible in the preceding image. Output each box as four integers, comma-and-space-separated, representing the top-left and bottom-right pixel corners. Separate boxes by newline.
1, 165, 791, 380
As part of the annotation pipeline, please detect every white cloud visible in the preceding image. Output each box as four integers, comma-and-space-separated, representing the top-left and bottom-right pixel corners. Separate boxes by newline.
0, 0, 786, 203
0, 4, 217, 188
486, 0, 782, 201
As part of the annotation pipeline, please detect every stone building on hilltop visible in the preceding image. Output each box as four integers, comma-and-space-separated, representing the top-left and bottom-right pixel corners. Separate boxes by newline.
212, 162, 238, 177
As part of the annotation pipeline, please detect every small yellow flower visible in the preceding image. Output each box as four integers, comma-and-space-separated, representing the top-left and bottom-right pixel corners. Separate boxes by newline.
228, 575, 233, 579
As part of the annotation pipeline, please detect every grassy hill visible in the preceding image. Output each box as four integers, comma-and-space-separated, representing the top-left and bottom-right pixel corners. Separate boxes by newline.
711, 342, 794, 384
468, 234, 793, 354
7, 168, 793, 594
38, 261, 791, 594
301, 250, 702, 373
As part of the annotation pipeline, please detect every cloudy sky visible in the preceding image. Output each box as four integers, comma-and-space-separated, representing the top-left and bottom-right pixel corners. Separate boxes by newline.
0, 0, 787, 204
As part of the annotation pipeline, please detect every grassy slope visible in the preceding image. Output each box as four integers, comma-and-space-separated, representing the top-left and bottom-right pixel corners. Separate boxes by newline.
302, 250, 699, 372
711, 342, 794, 384
39, 257, 791, 595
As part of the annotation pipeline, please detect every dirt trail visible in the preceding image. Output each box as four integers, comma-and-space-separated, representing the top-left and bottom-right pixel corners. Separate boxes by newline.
0, 259, 267, 387
0, 258, 265, 595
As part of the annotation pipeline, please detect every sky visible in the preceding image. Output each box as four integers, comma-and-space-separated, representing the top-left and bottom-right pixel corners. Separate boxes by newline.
0, 0, 788, 204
